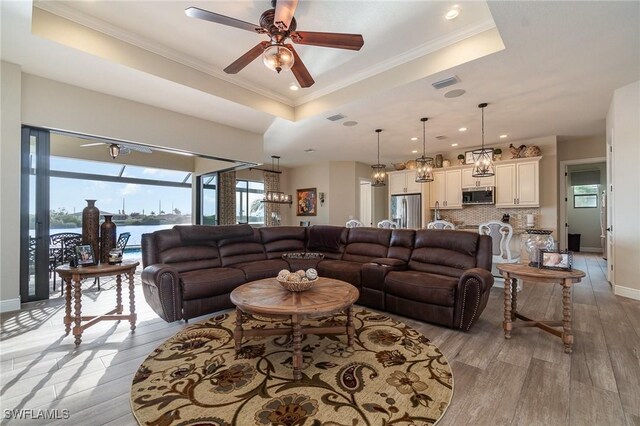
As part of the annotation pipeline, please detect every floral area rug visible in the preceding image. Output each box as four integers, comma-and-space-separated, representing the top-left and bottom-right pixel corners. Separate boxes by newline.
130, 308, 453, 425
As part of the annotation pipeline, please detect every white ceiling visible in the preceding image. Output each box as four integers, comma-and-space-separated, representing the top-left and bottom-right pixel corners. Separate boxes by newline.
2, 1, 639, 167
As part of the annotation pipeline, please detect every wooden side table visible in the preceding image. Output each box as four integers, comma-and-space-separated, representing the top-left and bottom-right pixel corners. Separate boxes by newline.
497, 263, 585, 353
56, 261, 139, 345
230, 277, 359, 381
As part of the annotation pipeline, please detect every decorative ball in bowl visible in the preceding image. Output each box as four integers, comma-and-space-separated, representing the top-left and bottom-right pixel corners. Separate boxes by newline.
276, 268, 318, 292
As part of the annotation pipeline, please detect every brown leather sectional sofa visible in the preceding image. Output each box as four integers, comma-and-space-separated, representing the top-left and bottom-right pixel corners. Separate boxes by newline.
141, 224, 494, 330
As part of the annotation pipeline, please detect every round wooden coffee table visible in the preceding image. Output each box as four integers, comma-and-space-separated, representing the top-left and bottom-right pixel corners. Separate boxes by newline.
230, 277, 359, 381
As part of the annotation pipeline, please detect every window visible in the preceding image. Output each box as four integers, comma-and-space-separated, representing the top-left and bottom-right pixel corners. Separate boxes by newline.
573, 184, 599, 208
200, 173, 217, 225
236, 180, 264, 224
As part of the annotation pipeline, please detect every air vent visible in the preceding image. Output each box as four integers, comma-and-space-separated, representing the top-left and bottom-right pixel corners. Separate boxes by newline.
432, 76, 460, 90
326, 113, 346, 122
436, 135, 447, 140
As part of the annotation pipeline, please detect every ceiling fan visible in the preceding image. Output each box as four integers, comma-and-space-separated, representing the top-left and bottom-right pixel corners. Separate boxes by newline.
185, 0, 364, 88
81, 142, 152, 159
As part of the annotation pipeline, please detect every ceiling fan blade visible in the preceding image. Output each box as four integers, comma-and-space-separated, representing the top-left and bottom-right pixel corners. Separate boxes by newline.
185, 7, 264, 34
224, 42, 270, 74
291, 31, 364, 51
80, 142, 105, 147
120, 143, 152, 154
286, 44, 315, 88
274, 0, 298, 31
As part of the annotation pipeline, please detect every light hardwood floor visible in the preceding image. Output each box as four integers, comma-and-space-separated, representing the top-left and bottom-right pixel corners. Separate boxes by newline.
1, 253, 638, 425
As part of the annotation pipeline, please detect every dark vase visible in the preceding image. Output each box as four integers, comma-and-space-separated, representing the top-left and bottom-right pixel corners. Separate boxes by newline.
435, 154, 443, 168
82, 200, 100, 263
100, 215, 117, 264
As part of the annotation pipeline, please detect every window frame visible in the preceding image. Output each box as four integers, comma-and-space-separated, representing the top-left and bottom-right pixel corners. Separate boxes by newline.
235, 179, 265, 225
572, 184, 599, 209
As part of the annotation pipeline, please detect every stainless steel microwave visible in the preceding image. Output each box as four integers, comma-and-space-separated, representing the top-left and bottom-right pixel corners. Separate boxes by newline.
462, 187, 495, 205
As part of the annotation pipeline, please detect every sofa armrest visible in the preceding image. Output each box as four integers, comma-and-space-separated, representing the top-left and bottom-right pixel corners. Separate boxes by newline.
454, 268, 494, 331
370, 258, 407, 268
141, 264, 183, 323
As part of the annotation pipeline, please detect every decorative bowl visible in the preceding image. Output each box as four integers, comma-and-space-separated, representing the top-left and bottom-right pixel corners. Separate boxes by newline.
277, 277, 318, 292
392, 162, 406, 171
405, 160, 417, 170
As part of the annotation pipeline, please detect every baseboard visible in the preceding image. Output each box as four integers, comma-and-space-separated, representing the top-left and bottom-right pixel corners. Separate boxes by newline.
614, 285, 640, 301
579, 247, 603, 253
0, 298, 21, 313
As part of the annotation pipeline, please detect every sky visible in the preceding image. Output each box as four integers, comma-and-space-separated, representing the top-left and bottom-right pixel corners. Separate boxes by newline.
49, 157, 193, 215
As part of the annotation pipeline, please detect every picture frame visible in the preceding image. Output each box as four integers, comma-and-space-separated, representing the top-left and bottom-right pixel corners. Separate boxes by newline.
539, 249, 573, 271
296, 187, 317, 216
464, 150, 474, 165
75, 244, 96, 266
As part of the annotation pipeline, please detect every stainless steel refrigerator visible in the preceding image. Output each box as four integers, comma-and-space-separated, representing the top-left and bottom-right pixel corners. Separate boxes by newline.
390, 194, 421, 229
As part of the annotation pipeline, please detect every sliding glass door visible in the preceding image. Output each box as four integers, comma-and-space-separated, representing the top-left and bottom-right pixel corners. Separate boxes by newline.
20, 127, 51, 302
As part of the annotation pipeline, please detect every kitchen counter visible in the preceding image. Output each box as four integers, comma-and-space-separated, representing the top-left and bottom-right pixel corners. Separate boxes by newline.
456, 225, 528, 235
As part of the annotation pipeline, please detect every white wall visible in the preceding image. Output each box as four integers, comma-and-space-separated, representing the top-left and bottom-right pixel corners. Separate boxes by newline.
21, 74, 264, 164
607, 80, 640, 299
566, 163, 606, 250
0, 61, 22, 312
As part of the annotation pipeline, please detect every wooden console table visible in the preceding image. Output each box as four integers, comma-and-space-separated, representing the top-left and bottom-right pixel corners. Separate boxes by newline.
56, 261, 139, 345
497, 263, 585, 353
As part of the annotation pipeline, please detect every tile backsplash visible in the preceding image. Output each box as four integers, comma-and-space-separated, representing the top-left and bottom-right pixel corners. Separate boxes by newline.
436, 205, 541, 229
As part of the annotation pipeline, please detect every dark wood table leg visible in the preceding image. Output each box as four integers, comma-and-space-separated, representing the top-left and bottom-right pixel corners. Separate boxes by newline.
292, 315, 302, 381
234, 308, 243, 352
115, 273, 123, 314
511, 277, 518, 321
64, 277, 72, 334
503, 275, 512, 339
346, 306, 355, 347
73, 276, 82, 346
128, 271, 137, 331
562, 279, 573, 354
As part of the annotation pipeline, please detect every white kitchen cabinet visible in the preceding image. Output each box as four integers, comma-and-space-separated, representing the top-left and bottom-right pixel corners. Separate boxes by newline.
429, 169, 462, 209
388, 170, 422, 195
495, 159, 540, 207
462, 168, 496, 188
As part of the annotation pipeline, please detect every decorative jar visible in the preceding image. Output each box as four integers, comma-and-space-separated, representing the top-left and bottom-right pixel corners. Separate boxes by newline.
524, 229, 555, 266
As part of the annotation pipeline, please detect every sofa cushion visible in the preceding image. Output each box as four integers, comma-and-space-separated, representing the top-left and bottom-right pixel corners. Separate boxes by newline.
342, 228, 391, 263
317, 260, 363, 287
218, 229, 267, 266
409, 230, 479, 278
259, 227, 307, 259
387, 229, 415, 262
231, 259, 289, 281
385, 270, 458, 307
307, 226, 347, 258
180, 268, 247, 300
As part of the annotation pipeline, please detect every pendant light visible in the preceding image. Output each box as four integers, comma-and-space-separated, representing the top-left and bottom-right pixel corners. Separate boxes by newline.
261, 156, 292, 205
415, 117, 434, 183
472, 102, 495, 177
371, 129, 386, 187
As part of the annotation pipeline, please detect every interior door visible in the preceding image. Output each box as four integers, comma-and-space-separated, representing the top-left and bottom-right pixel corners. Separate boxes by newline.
606, 130, 614, 283
360, 180, 372, 226
20, 127, 51, 302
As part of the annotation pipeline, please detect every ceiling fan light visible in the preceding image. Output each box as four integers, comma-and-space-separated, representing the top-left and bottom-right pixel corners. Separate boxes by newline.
108, 143, 120, 159
262, 45, 294, 73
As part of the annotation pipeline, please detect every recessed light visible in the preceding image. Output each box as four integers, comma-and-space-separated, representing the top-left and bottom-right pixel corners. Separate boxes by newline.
500, 134, 508, 139
410, 137, 418, 141
444, 89, 466, 98
343, 121, 358, 127
445, 5, 460, 20
289, 84, 299, 91
451, 143, 459, 147
304, 148, 316, 153
458, 127, 467, 132
411, 150, 418, 154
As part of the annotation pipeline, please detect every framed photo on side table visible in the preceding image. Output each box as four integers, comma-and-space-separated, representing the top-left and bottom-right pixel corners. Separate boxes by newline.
539, 249, 573, 271
297, 188, 318, 216
75, 245, 96, 266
